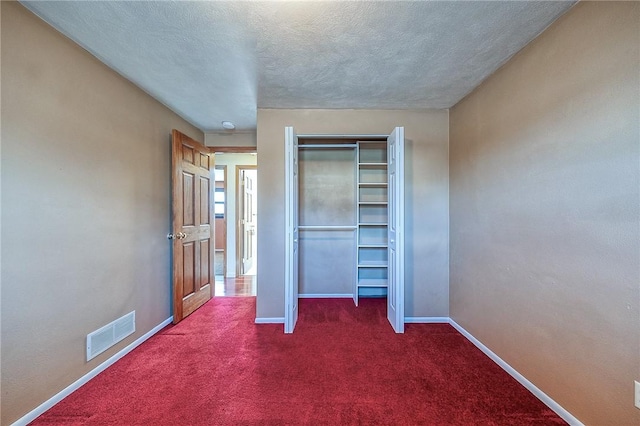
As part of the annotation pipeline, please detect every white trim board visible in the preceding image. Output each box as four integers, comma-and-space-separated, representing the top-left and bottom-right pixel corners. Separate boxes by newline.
448, 319, 584, 426
254, 317, 285, 324
299, 294, 353, 298
404, 317, 449, 323
11, 317, 173, 426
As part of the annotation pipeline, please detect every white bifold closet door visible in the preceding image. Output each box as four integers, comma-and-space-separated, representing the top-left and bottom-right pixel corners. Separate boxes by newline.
284, 126, 404, 334
387, 127, 405, 333
284, 127, 299, 333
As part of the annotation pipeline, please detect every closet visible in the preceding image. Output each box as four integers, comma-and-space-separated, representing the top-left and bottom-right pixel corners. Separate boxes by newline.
284, 127, 405, 334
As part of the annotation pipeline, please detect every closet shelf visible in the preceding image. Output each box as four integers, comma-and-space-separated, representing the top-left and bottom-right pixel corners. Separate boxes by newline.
299, 144, 357, 149
359, 201, 388, 205
358, 263, 388, 268
357, 279, 388, 288
358, 162, 388, 168
298, 225, 357, 230
358, 182, 388, 187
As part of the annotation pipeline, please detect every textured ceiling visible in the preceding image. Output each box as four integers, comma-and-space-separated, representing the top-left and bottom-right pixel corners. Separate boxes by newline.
21, 1, 575, 132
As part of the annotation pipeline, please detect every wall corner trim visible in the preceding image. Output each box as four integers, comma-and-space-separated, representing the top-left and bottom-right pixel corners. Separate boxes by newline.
10, 317, 173, 426
254, 317, 285, 324
449, 319, 584, 426
404, 316, 450, 323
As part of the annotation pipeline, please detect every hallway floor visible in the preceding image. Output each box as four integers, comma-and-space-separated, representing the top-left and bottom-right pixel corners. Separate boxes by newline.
214, 275, 256, 296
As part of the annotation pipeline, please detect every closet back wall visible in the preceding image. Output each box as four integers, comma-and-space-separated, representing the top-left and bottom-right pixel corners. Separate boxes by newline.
256, 109, 449, 321
299, 148, 356, 296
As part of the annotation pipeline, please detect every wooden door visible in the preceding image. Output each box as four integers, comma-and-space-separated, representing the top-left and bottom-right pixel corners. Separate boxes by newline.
171, 129, 215, 324
387, 127, 405, 333
284, 127, 299, 333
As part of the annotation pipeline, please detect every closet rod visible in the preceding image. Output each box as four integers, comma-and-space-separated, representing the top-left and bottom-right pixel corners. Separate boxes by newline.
298, 144, 357, 149
297, 134, 388, 139
298, 225, 357, 231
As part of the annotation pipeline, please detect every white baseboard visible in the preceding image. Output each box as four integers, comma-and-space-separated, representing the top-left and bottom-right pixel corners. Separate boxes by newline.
405, 316, 449, 323
299, 294, 353, 298
11, 317, 173, 426
254, 317, 284, 324
448, 319, 583, 426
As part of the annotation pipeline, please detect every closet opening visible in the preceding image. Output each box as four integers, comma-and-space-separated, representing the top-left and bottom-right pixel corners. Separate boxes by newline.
285, 128, 405, 333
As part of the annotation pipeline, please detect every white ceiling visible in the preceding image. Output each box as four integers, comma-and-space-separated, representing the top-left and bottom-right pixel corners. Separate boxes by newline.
22, 1, 575, 132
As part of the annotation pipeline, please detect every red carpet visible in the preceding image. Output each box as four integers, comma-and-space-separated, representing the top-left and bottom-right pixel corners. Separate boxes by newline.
33, 298, 565, 425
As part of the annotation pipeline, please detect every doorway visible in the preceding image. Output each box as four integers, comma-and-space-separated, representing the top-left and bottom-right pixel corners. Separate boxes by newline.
213, 153, 258, 296
237, 166, 257, 276
214, 166, 227, 277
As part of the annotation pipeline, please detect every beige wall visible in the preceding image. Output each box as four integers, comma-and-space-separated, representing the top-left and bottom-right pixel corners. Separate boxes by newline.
0, 3, 203, 424
256, 109, 449, 320
205, 131, 257, 147
449, 2, 639, 425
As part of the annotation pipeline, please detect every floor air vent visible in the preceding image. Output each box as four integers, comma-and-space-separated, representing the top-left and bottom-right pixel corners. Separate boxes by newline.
86, 311, 135, 361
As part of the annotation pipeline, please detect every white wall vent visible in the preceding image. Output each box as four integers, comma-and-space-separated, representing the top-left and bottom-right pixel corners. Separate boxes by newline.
86, 311, 135, 361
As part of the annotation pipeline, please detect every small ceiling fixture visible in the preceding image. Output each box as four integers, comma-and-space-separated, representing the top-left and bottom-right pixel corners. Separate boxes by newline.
221, 121, 236, 130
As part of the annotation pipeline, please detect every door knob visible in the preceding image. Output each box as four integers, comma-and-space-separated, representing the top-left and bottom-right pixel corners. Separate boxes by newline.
168, 232, 187, 240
